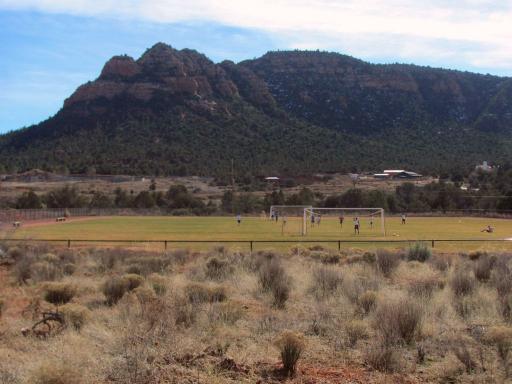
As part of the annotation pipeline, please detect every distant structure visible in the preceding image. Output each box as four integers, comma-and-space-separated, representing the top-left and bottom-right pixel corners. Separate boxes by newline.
475, 161, 493, 172
373, 169, 422, 179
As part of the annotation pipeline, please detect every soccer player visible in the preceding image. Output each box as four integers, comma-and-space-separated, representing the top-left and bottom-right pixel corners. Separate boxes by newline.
401, 213, 406, 225
236, 213, 241, 225
354, 216, 360, 235
275, 211, 279, 222
369, 217, 374, 229
317, 215, 322, 226
339, 214, 344, 229
282, 216, 287, 235
481, 225, 494, 233
311, 214, 316, 226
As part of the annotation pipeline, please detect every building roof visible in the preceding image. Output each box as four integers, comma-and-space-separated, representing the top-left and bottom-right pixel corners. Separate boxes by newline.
383, 169, 405, 174
265, 176, 280, 180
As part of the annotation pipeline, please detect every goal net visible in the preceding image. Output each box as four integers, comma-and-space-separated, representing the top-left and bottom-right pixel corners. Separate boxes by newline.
269, 205, 313, 236
302, 207, 386, 236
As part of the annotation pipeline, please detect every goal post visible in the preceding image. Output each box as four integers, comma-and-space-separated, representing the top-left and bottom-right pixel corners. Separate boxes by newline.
269, 205, 313, 219
302, 207, 386, 236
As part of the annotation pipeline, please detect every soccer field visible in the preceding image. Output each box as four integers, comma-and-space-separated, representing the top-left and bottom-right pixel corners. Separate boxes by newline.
6, 215, 512, 252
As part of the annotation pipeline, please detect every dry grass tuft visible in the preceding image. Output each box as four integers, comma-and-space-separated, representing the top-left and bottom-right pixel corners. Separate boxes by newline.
345, 320, 368, 347
357, 290, 377, 315
407, 242, 431, 262
374, 295, 423, 345
205, 257, 234, 280
275, 331, 306, 377
485, 326, 512, 377
60, 303, 90, 330
376, 249, 400, 277
43, 282, 76, 306
185, 282, 227, 304
364, 342, 401, 373
311, 266, 343, 298
28, 361, 83, 384
102, 276, 130, 305
450, 268, 475, 297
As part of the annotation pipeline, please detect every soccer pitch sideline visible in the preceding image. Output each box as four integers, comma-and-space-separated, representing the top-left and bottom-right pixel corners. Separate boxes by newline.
4, 215, 512, 252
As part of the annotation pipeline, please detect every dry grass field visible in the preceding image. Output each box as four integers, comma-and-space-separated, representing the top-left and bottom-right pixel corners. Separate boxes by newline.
1, 241, 512, 383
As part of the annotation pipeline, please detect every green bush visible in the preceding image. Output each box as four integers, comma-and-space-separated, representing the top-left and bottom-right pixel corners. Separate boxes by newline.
407, 243, 431, 262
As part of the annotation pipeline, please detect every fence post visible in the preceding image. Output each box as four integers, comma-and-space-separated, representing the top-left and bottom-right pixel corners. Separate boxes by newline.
338, 240, 341, 251
431, 240, 435, 248
250, 241, 253, 254
164, 240, 167, 250
67, 239, 71, 248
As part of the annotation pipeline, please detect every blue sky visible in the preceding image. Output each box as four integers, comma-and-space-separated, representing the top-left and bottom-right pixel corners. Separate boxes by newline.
1, 1, 512, 133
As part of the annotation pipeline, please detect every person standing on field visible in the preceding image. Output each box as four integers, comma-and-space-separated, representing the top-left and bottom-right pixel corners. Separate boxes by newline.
236, 213, 241, 225
401, 213, 406, 225
354, 216, 360, 235
339, 214, 344, 230
282, 216, 287, 235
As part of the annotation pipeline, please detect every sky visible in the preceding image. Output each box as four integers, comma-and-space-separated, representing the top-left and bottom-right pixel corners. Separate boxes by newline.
1, 0, 512, 133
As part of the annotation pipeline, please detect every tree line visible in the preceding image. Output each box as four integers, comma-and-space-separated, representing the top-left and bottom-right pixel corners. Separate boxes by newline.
10, 171, 512, 215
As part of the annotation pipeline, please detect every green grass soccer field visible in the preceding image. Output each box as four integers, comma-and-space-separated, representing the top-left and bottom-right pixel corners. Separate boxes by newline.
6, 215, 512, 252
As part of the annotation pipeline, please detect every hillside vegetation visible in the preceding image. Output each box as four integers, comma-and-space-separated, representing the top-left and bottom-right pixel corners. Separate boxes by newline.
1, 43, 511, 176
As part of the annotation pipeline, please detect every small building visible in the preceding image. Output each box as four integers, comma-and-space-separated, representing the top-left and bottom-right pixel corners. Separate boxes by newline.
383, 170, 405, 176
264, 177, 280, 181
475, 161, 493, 172
373, 173, 391, 179
395, 171, 422, 179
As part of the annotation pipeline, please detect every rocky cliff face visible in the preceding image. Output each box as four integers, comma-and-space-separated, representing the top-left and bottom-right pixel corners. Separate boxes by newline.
1, 43, 511, 176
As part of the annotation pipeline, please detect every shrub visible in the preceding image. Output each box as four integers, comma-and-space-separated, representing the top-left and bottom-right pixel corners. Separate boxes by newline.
133, 286, 157, 303
7, 246, 23, 261
485, 326, 512, 377
430, 254, 450, 272
205, 257, 233, 280
450, 269, 475, 297
473, 256, 494, 282
358, 290, 377, 315
122, 274, 144, 291
148, 274, 167, 296
209, 301, 243, 325
173, 295, 196, 327
126, 256, 171, 276
102, 276, 130, 305
452, 340, 476, 374
62, 263, 76, 276
32, 261, 62, 282
376, 249, 400, 277
374, 296, 423, 345
312, 267, 343, 298
258, 259, 285, 292
60, 303, 90, 330
499, 294, 512, 322
14, 255, 34, 284
43, 283, 76, 306
345, 320, 368, 347
408, 276, 442, 298
310, 251, 341, 264
185, 283, 227, 304
407, 243, 431, 262
272, 278, 291, 309
362, 252, 376, 264
275, 331, 305, 377
28, 361, 83, 384
365, 342, 401, 373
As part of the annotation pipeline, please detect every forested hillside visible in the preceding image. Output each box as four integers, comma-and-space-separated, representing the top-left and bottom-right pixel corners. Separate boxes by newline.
1, 43, 511, 176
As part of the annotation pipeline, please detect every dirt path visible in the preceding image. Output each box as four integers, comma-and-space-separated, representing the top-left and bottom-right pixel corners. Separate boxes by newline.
3, 216, 109, 230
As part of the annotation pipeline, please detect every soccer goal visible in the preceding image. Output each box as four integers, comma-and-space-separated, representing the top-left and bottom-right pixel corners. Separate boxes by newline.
302, 207, 386, 236
269, 205, 313, 219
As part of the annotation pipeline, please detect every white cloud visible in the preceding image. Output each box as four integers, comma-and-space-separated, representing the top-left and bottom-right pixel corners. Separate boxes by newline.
1, 0, 512, 72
